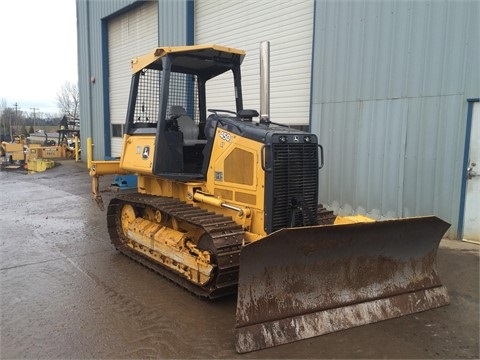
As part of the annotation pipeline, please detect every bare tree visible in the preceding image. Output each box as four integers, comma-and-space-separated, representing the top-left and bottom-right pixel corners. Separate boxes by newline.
0, 98, 9, 138
56, 81, 79, 119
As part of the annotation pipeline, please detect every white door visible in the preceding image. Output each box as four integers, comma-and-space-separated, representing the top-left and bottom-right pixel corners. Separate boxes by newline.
108, 1, 158, 157
463, 101, 480, 243
195, 0, 314, 127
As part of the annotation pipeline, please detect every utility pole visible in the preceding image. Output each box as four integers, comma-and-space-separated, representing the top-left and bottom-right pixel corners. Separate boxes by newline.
11, 102, 19, 140
30, 107, 39, 129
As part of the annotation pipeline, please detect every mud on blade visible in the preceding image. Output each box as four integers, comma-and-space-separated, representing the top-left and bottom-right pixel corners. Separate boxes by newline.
234, 216, 450, 353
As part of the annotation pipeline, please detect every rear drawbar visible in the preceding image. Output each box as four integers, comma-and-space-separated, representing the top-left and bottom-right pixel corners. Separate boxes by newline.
234, 216, 450, 353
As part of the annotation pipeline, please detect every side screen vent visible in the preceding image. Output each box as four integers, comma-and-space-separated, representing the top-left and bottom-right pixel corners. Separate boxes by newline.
130, 69, 199, 129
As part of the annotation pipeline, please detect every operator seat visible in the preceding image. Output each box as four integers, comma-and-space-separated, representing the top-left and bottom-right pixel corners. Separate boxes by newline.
169, 106, 206, 146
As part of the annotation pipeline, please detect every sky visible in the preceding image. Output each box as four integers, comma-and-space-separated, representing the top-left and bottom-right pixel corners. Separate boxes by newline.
0, 0, 78, 117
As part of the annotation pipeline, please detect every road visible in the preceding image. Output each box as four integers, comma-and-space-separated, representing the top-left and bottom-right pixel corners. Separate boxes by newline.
0, 160, 478, 359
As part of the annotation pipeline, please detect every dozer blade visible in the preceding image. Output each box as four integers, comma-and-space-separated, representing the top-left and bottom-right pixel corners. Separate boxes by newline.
234, 216, 450, 353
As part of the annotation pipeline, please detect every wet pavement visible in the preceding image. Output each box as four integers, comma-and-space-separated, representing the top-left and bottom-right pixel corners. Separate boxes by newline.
1, 160, 479, 359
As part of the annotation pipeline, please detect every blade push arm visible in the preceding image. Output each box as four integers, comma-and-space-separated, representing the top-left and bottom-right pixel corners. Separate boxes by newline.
89, 160, 128, 210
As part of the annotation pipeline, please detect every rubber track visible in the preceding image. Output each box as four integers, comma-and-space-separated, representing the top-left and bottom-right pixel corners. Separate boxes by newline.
317, 205, 337, 225
107, 193, 245, 299
106, 195, 336, 299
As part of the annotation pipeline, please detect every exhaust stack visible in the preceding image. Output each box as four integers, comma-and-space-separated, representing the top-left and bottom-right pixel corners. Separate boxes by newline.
260, 41, 270, 123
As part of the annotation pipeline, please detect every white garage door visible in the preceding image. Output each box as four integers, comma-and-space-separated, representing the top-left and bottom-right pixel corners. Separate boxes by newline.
195, 0, 314, 126
108, 1, 158, 157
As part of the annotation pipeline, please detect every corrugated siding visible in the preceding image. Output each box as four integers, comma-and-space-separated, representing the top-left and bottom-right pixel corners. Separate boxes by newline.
310, 0, 480, 238
195, 0, 314, 125
108, 1, 158, 157
158, 0, 188, 46
77, 0, 188, 160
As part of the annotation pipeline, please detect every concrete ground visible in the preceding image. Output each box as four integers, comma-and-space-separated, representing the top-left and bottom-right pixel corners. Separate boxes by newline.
1, 160, 479, 359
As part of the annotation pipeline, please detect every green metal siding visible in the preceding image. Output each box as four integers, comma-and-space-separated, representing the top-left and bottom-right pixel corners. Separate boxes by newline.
310, 0, 480, 238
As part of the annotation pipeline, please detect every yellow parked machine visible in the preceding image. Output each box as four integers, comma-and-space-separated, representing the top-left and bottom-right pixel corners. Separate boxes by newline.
90, 43, 450, 353
2, 135, 26, 163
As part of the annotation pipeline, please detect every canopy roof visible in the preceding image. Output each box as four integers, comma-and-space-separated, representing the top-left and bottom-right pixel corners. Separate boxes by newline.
130, 44, 246, 79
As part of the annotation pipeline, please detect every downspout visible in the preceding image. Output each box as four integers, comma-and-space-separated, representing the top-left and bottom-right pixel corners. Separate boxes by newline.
308, 0, 317, 132
80, 0, 93, 164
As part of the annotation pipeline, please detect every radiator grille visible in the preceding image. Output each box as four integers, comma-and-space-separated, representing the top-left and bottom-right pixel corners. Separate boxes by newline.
270, 143, 318, 232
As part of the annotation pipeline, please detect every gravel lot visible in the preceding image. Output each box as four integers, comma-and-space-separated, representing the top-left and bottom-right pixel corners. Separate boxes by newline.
1, 160, 478, 359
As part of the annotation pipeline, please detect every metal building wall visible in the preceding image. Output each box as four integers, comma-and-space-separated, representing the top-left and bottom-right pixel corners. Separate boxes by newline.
310, 0, 480, 238
76, 0, 189, 160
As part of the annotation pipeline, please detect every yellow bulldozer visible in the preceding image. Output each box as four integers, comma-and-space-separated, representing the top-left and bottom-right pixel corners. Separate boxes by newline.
90, 42, 450, 353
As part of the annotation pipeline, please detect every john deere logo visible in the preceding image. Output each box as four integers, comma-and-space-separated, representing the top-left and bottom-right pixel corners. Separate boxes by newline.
142, 146, 150, 159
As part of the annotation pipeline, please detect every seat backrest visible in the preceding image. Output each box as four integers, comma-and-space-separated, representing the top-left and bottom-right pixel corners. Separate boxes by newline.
169, 105, 187, 117
169, 105, 206, 146
177, 115, 199, 141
